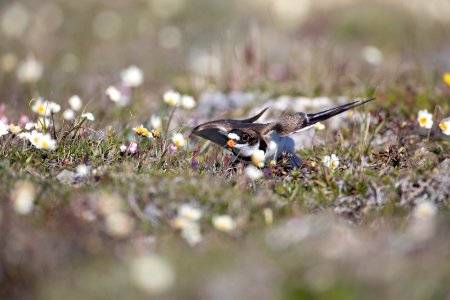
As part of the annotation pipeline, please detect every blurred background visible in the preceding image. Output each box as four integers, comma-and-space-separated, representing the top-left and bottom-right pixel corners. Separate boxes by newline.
1, 1, 450, 300
1, 0, 450, 117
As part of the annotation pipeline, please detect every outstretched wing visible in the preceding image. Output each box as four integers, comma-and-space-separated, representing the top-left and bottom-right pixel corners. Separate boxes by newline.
190, 108, 269, 147
265, 98, 375, 136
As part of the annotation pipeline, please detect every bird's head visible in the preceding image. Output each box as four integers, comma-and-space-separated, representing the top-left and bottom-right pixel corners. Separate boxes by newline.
225, 129, 258, 148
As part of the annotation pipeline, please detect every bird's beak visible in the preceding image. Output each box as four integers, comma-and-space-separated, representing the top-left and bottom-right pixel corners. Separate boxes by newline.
226, 139, 236, 148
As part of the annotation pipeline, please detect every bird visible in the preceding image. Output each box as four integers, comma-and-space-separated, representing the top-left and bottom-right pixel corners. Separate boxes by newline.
191, 98, 375, 167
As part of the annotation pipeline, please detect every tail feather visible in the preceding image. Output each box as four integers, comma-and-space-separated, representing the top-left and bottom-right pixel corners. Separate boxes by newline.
306, 98, 375, 125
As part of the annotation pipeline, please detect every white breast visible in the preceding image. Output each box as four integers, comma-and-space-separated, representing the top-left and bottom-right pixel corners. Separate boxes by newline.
264, 131, 296, 162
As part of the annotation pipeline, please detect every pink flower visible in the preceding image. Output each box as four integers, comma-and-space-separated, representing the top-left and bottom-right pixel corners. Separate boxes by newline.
120, 144, 127, 152
129, 142, 138, 154
168, 143, 177, 153
19, 115, 30, 126
0, 104, 8, 124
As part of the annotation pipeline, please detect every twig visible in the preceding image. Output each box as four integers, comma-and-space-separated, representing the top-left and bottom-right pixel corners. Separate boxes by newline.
50, 112, 57, 140
164, 105, 178, 138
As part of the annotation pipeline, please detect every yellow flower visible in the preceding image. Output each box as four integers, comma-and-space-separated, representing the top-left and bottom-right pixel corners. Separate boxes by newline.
151, 129, 160, 138
133, 125, 151, 137
443, 72, 450, 86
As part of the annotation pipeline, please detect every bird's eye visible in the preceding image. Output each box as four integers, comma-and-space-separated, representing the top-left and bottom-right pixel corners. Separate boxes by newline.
241, 133, 249, 143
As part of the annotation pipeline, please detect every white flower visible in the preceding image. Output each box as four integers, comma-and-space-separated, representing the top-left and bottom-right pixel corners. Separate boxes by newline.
244, 165, 263, 180
439, 117, 450, 135
105, 85, 121, 101
172, 203, 203, 246
81, 112, 95, 121
76, 164, 91, 177
28, 130, 42, 147
105, 85, 130, 106
212, 215, 236, 233
314, 122, 325, 130
180, 222, 202, 246
413, 201, 437, 220
31, 98, 47, 116
178, 204, 202, 222
8, 123, 21, 134
120, 144, 127, 152
163, 90, 181, 106
31, 97, 52, 117
63, 109, 75, 121
11, 180, 35, 215
105, 211, 135, 238
361, 46, 383, 65
417, 109, 433, 129
68, 95, 83, 111
27, 130, 55, 150
0, 121, 9, 136
48, 102, 61, 113
180, 95, 196, 110
172, 133, 185, 147
25, 122, 37, 130
18, 131, 30, 140
322, 154, 339, 170
129, 142, 138, 154
251, 149, 265, 167
31, 98, 59, 116
129, 254, 175, 295
121, 65, 143, 87
17, 55, 43, 83
36, 133, 56, 150
150, 115, 162, 130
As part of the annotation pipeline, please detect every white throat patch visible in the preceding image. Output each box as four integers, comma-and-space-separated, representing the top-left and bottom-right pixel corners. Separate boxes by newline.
232, 141, 260, 157
227, 132, 240, 141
